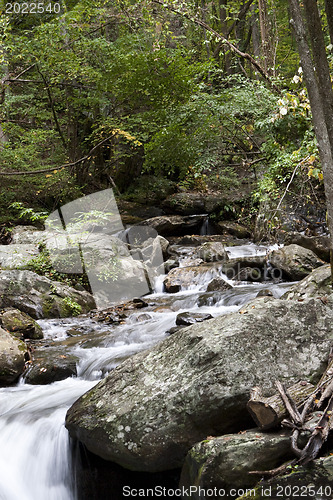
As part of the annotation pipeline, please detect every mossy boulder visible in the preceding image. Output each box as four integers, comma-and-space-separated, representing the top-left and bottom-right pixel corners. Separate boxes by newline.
0, 308, 43, 339
180, 430, 296, 499
0, 270, 95, 319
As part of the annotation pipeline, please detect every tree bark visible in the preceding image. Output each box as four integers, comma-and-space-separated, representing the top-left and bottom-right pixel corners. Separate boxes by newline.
324, 0, 333, 47
247, 381, 314, 430
288, 0, 333, 280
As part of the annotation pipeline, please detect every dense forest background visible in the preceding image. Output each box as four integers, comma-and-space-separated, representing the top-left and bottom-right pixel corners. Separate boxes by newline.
0, 0, 329, 233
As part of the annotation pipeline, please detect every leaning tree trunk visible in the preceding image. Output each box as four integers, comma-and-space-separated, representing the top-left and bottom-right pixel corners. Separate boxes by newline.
288, 0, 333, 281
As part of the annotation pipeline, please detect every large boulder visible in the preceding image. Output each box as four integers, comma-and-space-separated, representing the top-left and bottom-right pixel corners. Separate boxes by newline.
283, 231, 331, 262
0, 326, 26, 385
0, 270, 95, 319
65, 296, 333, 472
282, 264, 332, 301
0, 308, 43, 339
140, 215, 208, 236
10, 225, 45, 245
268, 244, 325, 280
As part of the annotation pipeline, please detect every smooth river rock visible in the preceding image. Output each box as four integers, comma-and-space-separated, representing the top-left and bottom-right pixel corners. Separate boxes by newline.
66, 296, 333, 472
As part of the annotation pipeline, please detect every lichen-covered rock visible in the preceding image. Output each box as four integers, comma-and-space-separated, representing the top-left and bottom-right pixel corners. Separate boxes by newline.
0, 308, 43, 339
66, 296, 333, 472
0, 326, 26, 385
180, 430, 296, 498
268, 244, 325, 280
0, 270, 95, 319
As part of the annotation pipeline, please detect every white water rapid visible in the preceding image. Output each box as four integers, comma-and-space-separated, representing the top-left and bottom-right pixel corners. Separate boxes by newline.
0, 242, 292, 500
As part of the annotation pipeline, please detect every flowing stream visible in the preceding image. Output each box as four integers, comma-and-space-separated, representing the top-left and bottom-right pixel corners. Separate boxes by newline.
0, 243, 292, 500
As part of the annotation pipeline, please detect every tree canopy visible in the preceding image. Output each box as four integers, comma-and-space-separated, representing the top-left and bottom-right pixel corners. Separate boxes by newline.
0, 0, 330, 244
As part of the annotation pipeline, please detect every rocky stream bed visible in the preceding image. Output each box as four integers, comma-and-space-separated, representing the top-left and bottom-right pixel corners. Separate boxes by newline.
0, 218, 332, 500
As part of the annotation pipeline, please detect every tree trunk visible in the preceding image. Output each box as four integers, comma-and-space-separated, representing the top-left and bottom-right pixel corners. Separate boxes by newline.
324, 0, 333, 47
258, 0, 275, 75
247, 381, 314, 430
288, 0, 333, 280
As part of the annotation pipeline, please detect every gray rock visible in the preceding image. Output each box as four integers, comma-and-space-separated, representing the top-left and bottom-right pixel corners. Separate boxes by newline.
0, 270, 95, 319
283, 231, 330, 262
0, 308, 43, 339
282, 264, 332, 301
206, 277, 233, 292
196, 242, 229, 263
10, 225, 45, 245
268, 244, 325, 280
176, 312, 213, 326
217, 221, 251, 239
0, 244, 40, 269
140, 215, 208, 236
180, 430, 296, 497
163, 263, 224, 293
0, 326, 26, 385
65, 296, 333, 472
24, 347, 78, 385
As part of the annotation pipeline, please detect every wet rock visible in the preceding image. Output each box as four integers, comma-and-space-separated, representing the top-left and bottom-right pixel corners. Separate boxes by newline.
92, 299, 148, 323
180, 430, 296, 497
66, 296, 333, 472
206, 277, 233, 292
0, 326, 26, 385
166, 326, 187, 335
256, 288, 274, 297
24, 347, 78, 384
196, 242, 229, 263
234, 267, 263, 282
0, 308, 43, 339
163, 264, 223, 293
175, 312, 213, 326
0, 270, 96, 319
268, 244, 325, 281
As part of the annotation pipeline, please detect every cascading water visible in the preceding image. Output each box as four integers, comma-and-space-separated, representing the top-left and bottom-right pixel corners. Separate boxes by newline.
0, 242, 292, 500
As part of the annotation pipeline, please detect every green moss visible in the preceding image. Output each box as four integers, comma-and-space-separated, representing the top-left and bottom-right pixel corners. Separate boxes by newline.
61, 296, 82, 317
